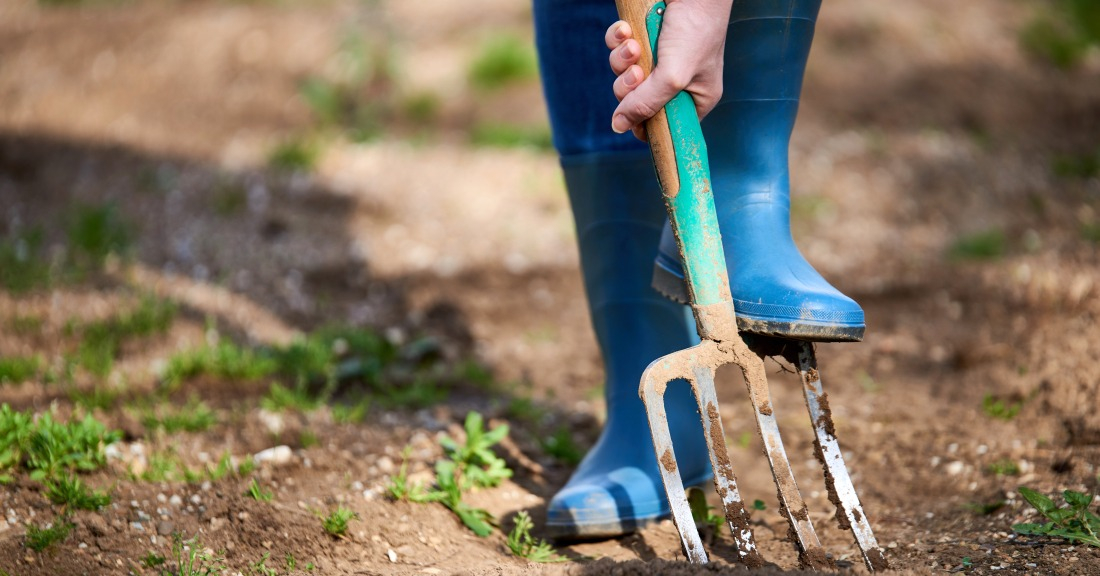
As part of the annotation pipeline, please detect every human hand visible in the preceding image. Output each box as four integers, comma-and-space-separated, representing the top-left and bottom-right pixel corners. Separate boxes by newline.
605, 0, 732, 140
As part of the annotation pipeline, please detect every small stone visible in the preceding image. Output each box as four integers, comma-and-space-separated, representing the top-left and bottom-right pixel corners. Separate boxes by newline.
190, 494, 201, 505
84, 516, 109, 537
386, 549, 397, 563
156, 494, 167, 503
130, 522, 145, 532
376, 456, 395, 475
157, 521, 175, 536
169, 495, 183, 507
254, 446, 294, 466
945, 461, 965, 475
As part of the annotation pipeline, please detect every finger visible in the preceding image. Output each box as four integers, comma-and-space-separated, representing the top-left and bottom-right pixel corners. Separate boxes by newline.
608, 39, 641, 75
632, 124, 647, 142
604, 20, 632, 50
612, 65, 644, 101
611, 66, 686, 134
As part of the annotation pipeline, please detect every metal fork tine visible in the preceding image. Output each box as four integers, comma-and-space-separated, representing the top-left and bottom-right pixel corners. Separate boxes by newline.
797, 343, 890, 572
640, 354, 709, 564
737, 350, 834, 570
691, 365, 763, 567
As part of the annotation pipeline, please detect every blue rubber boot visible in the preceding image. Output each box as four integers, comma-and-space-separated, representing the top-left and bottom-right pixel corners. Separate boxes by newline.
652, 0, 865, 342
545, 152, 713, 539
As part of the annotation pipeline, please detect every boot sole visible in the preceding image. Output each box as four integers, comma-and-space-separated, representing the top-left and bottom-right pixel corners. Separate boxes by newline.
546, 476, 714, 542
652, 264, 865, 343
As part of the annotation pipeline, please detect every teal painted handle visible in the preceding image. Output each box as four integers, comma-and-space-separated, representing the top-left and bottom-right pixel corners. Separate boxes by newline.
644, 3, 737, 339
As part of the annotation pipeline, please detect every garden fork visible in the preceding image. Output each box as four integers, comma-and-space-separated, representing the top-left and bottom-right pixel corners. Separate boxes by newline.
616, 0, 889, 570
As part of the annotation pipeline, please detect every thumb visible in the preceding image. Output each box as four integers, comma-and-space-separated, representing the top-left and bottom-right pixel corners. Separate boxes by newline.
611, 66, 687, 134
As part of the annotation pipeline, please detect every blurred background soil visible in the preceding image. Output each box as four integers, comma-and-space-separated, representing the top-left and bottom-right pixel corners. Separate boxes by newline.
0, 0, 1099, 574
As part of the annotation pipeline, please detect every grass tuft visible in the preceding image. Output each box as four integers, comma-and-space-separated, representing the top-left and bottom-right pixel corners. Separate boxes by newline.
506, 511, 565, 563
468, 36, 538, 91
321, 506, 358, 538
24, 519, 74, 552
45, 473, 111, 511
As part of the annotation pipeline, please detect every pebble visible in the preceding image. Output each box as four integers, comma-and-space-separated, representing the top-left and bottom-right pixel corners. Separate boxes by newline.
130, 522, 145, 532
376, 456, 395, 475
254, 446, 294, 466
945, 461, 965, 475
190, 494, 202, 505
386, 549, 397, 563
157, 521, 175, 536
156, 494, 167, 503
169, 495, 183, 507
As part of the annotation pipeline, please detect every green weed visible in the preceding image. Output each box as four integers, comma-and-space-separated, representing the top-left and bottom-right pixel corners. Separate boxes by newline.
142, 397, 218, 434
332, 397, 370, 424
386, 447, 435, 503
1013, 486, 1099, 547
1053, 150, 1100, 179
268, 138, 321, 173
402, 91, 441, 126
262, 382, 327, 413
752, 499, 767, 511
24, 519, 74, 552
245, 478, 274, 502
988, 458, 1021, 477
7, 314, 45, 335
250, 552, 277, 576
0, 355, 42, 385
965, 500, 1006, 515
161, 341, 277, 388
982, 393, 1023, 421
0, 228, 52, 293
69, 385, 124, 411
77, 295, 177, 378
540, 427, 582, 466
167, 534, 226, 576
66, 203, 133, 274
440, 412, 512, 489
1021, 0, 1100, 69
506, 511, 565, 563
142, 551, 167, 568
45, 473, 111, 511
470, 123, 552, 150
433, 459, 494, 537
687, 487, 724, 533
949, 229, 1006, 261
0, 406, 121, 483
321, 506, 358, 538
468, 36, 537, 91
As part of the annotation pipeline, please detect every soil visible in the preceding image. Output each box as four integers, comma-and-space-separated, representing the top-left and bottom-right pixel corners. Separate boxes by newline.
2, 0, 1100, 575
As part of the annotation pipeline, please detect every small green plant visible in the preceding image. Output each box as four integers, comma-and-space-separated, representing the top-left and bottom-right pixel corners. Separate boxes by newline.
1013, 486, 1099, 548
468, 35, 537, 91
0, 355, 41, 385
268, 138, 320, 173
321, 506, 358, 538
142, 551, 167, 568
142, 397, 218, 433
24, 519, 74, 552
161, 341, 277, 388
45, 473, 111, 511
0, 228, 52, 293
752, 499, 767, 511
1021, 0, 1100, 69
540, 427, 582, 466
965, 500, 1006, 515
687, 487, 724, 533
167, 534, 226, 576
261, 382, 327, 413
988, 458, 1020, 477
506, 511, 565, 563
386, 447, 435, 503
332, 397, 370, 424
470, 122, 552, 150
250, 552, 277, 576
0, 406, 122, 482
982, 393, 1023, 421
284, 552, 297, 571
66, 203, 133, 274
949, 229, 1006, 261
246, 478, 274, 502
433, 459, 494, 537
440, 412, 512, 489
77, 295, 177, 377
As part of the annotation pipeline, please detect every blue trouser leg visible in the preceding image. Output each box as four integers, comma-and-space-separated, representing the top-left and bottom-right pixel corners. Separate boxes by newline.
534, 0, 712, 538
